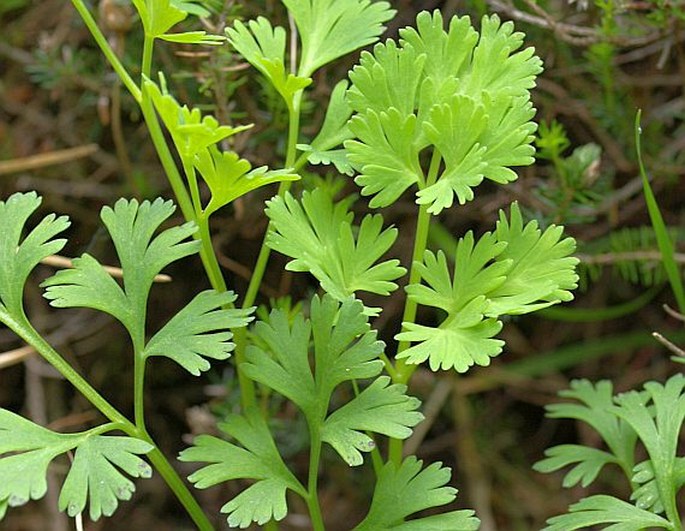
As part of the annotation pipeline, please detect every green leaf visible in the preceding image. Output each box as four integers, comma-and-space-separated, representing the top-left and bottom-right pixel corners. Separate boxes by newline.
59, 436, 153, 521
631, 458, 685, 514
0, 192, 69, 316
170, 0, 211, 17
282, 0, 395, 77
636, 109, 685, 313
419, 94, 537, 213
243, 295, 384, 411
405, 231, 508, 315
131, 0, 185, 38
346, 109, 425, 209
397, 203, 578, 372
544, 379, 638, 475
193, 146, 299, 217
144, 76, 251, 160
355, 456, 479, 530
322, 376, 422, 465
245, 295, 420, 466
395, 296, 504, 372
533, 445, 620, 488
346, 11, 542, 212
226, 17, 312, 108
179, 408, 306, 528
0, 409, 74, 510
611, 374, 685, 521
298, 80, 354, 174
131, 0, 220, 41
42, 198, 199, 346
486, 203, 579, 316
0, 409, 152, 521
543, 495, 674, 530
265, 189, 406, 313
347, 39, 426, 120
143, 290, 254, 375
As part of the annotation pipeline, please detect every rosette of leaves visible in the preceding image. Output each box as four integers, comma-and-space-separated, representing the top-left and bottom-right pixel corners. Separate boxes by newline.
395, 203, 579, 372
345, 10, 543, 214
535, 374, 685, 530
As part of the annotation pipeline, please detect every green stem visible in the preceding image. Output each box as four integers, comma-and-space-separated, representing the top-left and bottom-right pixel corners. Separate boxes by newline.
133, 352, 147, 430
10, 314, 131, 427
388, 150, 441, 464
242, 92, 302, 308
145, 446, 214, 531
234, 92, 304, 410
70, 0, 141, 102
393, 151, 442, 385
6, 312, 213, 529
306, 426, 325, 531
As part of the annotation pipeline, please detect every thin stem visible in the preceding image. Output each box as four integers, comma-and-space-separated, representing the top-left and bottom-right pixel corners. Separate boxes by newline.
4, 312, 213, 529
242, 91, 302, 309
9, 313, 130, 427
306, 426, 325, 531
393, 151, 442, 385
133, 351, 147, 430
388, 150, 441, 465
145, 446, 215, 531
70, 0, 141, 102
234, 92, 304, 410
197, 214, 229, 294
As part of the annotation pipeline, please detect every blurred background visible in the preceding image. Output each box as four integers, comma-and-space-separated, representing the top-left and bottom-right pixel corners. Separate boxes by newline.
1, 0, 684, 529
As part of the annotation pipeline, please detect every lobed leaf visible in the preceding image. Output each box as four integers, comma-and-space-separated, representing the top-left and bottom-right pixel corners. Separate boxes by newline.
486, 203, 579, 316
346, 11, 542, 213
533, 444, 620, 488
42, 198, 199, 346
0, 409, 152, 521
398, 203, 578, 373
543, 495, 673, 530
610, 374, 685, 520
193, 146, 299, 217
346, 109, 424, 209
143, 290, 254, 375
226, 17, 312, 108
244, 295, 421, 467
355, 456, 479, 530
179, 408, 305, 528
544, 379, 637, 471
322, 377, 422, 466
266, 189, 406, 313
631, 458, 685, 514
282, 0, 395, 77
144, 76, 251, 159
396, 297, 504, 372
0, 192, 69, 317
298, 80, 354, 174
59, 436, 153, 521
132, 0, 220, 41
